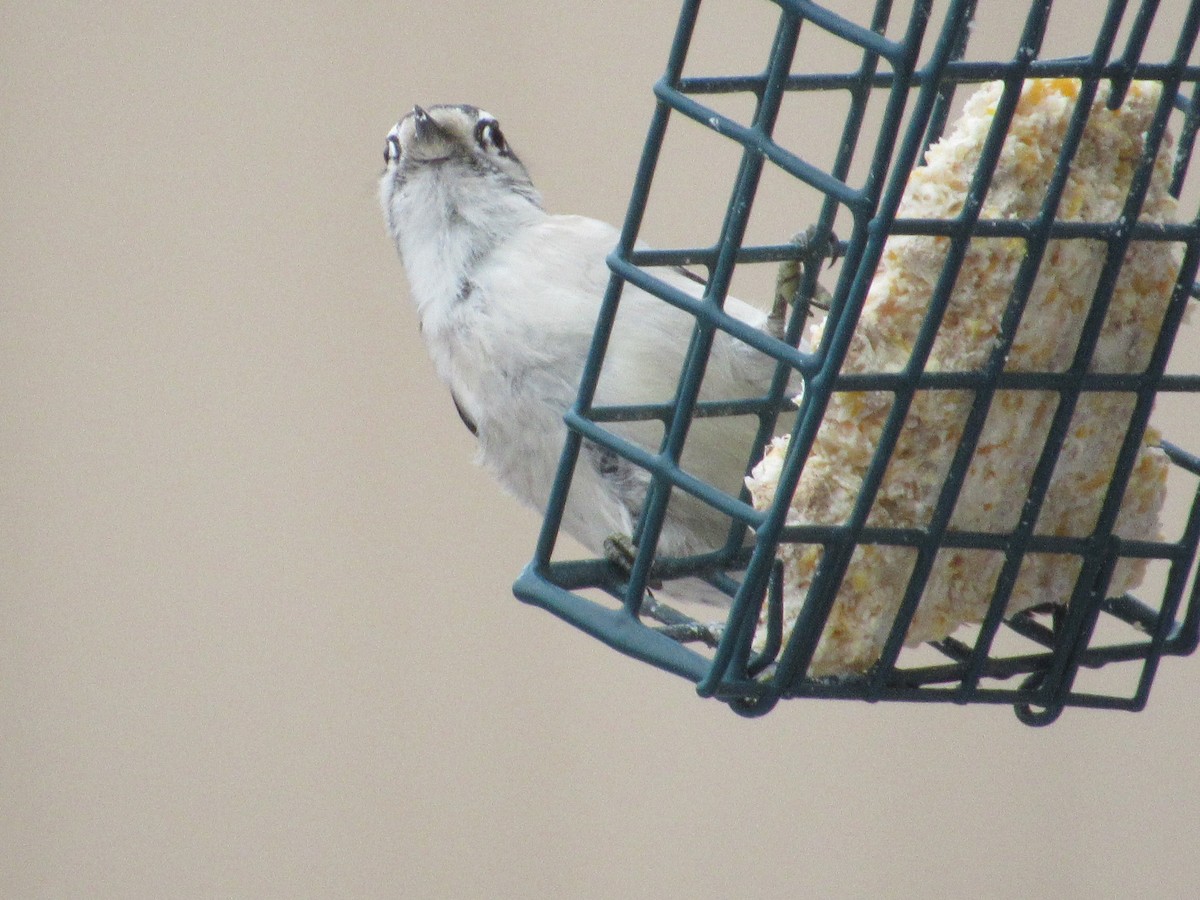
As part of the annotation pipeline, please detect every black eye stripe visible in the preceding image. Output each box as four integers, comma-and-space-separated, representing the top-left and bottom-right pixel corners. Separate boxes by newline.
384, 134, 400, 163
473, 119, 507, 153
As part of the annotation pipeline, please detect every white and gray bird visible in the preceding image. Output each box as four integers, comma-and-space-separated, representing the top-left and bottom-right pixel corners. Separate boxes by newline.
379, 104, 809, 573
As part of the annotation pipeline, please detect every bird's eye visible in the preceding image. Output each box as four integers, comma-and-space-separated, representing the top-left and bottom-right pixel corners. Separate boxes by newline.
474, 119, 507, 154
384, 134, 401, 164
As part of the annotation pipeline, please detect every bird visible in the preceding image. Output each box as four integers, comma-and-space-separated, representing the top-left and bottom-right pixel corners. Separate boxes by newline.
378, 104, 820, 616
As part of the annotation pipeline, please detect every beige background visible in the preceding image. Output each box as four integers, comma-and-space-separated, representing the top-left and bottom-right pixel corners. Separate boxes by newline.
4, 1, 1200, 897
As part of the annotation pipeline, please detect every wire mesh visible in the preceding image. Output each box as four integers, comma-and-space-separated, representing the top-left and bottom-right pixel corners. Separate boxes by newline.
513, 0, 1200, 723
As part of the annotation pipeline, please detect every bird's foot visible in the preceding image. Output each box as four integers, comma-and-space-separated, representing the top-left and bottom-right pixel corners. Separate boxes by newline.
602, 533, 662, 590
770, 225, 840, 330
643, 592, 724, 648
603, 533, 720, 646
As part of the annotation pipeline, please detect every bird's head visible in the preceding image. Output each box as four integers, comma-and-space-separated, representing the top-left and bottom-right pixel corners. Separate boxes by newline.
379, 104, 542, 250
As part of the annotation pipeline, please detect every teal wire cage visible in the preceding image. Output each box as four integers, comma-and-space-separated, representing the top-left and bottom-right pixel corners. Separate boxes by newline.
513, 0, 1200, 723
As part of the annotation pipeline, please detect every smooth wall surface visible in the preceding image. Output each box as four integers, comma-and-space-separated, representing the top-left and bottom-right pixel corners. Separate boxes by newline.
4, 2, 1199, 897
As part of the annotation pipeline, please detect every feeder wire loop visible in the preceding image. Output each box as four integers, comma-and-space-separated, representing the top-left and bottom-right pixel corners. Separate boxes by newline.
512, 0, 1200, 723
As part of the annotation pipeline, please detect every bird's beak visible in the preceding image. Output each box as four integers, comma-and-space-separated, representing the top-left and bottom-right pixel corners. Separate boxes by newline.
412, 105, 433, 135
404, 105, 453, 163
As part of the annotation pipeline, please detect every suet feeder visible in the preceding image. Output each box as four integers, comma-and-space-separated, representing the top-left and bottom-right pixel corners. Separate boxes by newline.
514, 0, 1200, 723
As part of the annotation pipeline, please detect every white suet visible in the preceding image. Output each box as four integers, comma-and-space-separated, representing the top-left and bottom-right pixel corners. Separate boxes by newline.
747, 79, 1183, 676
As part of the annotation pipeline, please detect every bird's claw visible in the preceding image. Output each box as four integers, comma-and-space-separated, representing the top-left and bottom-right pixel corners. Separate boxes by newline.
642, 593, 724, 648
604, 533, 721, 646
652, 620, 724, 647
603, 533, 662, 590
771, 225, 839, 327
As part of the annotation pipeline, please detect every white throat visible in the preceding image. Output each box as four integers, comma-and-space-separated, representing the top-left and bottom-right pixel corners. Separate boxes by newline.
383, 163, 545, 316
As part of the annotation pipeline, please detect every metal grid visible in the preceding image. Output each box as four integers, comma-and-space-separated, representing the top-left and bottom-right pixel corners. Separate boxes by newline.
513, 0, 1200, 723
